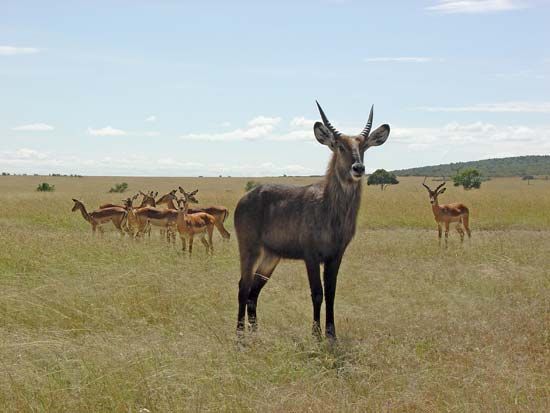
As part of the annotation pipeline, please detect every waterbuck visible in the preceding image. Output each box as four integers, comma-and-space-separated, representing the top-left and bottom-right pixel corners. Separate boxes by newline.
234, 102, 390, 339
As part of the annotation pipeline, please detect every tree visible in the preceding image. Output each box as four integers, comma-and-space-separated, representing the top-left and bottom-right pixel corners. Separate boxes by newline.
453, 168, 482, 190
367, 169, 399, 191
36, 182, 55, 192
109, 182, 128, 193
522, 175, 535, 185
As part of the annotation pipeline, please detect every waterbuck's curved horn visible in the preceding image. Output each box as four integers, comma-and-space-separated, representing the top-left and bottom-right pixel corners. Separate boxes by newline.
360, 105, 374, 138
316, 101, 341, 138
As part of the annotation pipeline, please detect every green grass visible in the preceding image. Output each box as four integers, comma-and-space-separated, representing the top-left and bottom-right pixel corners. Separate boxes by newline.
0, 175, 549, 412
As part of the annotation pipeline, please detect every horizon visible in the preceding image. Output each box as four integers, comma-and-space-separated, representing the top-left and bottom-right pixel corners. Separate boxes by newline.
2, 0, 549, 176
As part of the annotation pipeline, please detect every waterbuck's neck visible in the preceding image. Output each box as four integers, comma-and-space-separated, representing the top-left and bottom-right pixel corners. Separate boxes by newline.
323, 154, 363, 225
77, 203, 92, 223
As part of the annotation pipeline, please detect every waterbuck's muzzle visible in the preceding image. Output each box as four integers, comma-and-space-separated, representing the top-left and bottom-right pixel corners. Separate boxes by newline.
351, 162, 365, 177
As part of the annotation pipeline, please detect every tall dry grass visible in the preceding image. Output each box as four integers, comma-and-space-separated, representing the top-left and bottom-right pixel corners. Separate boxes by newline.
0, 175, 549, 412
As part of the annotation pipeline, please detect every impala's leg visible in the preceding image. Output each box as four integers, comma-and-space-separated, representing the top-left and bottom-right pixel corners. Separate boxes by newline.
92, 223, 97, 235
463, 214, 471, 238
305, 258, 323, 339
237, 245, 261, 333
200, 234, 209, 254
437, 223, 442, 246
188, 234, 194, 255
180, 232, 187, 251
207, 225, 214, 255
324, 255, 343, 340
444, 221, 450, 247
456, 222, 465, 243
214, 218, 231, 240
247, 250, 280, 331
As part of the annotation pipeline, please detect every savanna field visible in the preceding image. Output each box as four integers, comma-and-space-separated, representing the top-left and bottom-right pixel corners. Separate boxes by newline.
0, 175, 549, 412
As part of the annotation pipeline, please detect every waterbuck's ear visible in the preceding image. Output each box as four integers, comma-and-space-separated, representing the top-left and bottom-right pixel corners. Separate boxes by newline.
313, 122, 336, 150
439, 187, 446, 194
364, 124, 390, 149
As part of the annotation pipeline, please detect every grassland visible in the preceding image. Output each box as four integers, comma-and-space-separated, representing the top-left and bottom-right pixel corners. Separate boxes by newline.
0, 175, 549, 412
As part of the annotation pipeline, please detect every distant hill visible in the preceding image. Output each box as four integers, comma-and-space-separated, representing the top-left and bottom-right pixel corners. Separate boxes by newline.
392, 156, 550, 177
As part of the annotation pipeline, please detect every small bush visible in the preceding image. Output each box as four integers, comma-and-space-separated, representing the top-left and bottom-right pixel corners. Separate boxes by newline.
36, 182, 55, 192
245, 181, 261, 192
109, 182, 129, 193
453, 168, 482, 190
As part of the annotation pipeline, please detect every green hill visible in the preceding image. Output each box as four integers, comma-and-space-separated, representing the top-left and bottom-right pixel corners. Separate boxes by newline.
392, 155, 550, 177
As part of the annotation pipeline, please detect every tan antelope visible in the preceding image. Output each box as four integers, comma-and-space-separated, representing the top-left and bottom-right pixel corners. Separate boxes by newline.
155, 189, 180, 240
71, 199, 128, 235
176, 194, 215, 255
178, 187, 230, 240
132, 205, 178, 241
422, 181, 471, 246
234, 102, 390, 338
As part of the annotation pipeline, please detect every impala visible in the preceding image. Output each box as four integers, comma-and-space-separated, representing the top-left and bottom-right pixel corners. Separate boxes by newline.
176, 194, 215, 255
71, 199, 128, 235
178, 187, 231, 240
422, 181, 471, 246
234, 101, 390, 339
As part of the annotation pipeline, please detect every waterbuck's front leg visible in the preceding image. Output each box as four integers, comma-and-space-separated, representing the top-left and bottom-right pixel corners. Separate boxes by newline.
305, 259, 323, 338
324, 255, 343, 339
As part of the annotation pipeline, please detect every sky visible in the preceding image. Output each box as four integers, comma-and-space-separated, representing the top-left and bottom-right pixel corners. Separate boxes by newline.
1, 0, 549, 176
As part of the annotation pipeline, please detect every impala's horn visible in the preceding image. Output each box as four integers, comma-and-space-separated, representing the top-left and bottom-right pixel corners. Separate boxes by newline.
360, 105, 374, 138
435, 182, 446, 192
316, 101, 341, 138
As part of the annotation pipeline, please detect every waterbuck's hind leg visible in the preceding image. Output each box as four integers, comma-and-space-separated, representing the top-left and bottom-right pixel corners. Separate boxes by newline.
305, 258, 323, 339
247, 251, 281, 332
237, 243, 261, 334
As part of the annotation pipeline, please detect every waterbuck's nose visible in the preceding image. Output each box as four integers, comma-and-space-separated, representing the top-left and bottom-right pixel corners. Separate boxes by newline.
352, 162, 365, 175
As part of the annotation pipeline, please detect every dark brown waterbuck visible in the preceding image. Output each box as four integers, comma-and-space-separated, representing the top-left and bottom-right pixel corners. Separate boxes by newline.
422, 181, 471, 246
234, 102, 390, 339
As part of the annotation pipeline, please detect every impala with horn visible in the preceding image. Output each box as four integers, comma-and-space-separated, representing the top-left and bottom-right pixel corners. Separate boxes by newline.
71, 199, 128, 236
422, 179, 471, 246
234, 101, 390, 339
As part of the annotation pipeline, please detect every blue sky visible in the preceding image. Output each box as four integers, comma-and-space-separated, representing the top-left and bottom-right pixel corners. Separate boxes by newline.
1, 0, 549, 176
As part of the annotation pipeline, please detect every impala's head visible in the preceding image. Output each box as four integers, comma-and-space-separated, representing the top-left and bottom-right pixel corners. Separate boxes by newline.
157, 189, 177, 204
422, 182, 446, 204
178, 187, 199, 204
71, 198, 83, 212
314, 101, 390, 183
122, 197, 134, 209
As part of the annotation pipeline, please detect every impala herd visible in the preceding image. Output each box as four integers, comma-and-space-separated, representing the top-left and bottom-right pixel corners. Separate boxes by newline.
70, 101, 473, 339
71, 186, 230, 255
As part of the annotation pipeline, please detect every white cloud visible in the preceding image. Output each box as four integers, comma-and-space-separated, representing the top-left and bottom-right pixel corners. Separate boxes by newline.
0, 46, 40, 56
290, 116, 316, 128
416, 102, 550, 113
426, 0, 529, 14
247, 116, 281, 127
0, 149, 315, 177
12, 123, 54, 131
181, 115, 281, 142
88, 126, 127, 136
364, 57, 439, 63
145, 115, 156, 122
